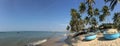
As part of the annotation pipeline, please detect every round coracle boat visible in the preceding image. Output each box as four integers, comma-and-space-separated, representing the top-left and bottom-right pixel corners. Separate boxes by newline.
104, 29, 119, 40
84, 33, 97, 41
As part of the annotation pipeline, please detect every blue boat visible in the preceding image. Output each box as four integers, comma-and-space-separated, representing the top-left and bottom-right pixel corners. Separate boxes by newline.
84, 33, 97, 41
119, 32, 120, 37
104, 32, 119, 40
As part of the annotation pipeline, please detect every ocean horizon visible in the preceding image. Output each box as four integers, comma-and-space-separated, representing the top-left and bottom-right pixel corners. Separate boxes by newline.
0, 31, 65, 46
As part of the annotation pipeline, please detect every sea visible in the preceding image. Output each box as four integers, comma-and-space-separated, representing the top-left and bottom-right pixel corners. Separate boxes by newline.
0, 31, 65, 46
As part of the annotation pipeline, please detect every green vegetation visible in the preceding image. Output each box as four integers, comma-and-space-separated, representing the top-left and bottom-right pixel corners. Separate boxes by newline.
113, 12, 120, 30
67, 0, 120, 33
104, 0, 120, 11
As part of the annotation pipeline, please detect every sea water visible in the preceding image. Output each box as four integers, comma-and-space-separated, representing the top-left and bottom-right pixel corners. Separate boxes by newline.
0, 31, 65, 46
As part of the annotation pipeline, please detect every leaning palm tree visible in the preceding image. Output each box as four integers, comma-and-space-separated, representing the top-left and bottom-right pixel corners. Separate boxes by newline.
104, 0, 120, 10
70, 8, 83, 32
78, 17, 85, 31
70, 9, 77, 32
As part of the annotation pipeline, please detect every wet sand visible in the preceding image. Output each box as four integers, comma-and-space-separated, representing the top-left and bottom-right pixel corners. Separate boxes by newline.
39, 36, 66, 46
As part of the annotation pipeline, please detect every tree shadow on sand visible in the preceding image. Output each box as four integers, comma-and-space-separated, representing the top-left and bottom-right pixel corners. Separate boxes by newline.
64, 38, 74, 46
97, 37, 116, 41
81, 39, 95, 42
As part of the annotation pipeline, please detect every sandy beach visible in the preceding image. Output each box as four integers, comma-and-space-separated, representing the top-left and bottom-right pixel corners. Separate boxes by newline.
64, 34, 120, 46
39, 34, 120, 46
39, 35, 66, 46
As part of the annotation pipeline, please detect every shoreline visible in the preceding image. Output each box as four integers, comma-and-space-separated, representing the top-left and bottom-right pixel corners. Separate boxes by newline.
70, 34, 120, 46
39, 34, 120, 46
39, 35, 67, 46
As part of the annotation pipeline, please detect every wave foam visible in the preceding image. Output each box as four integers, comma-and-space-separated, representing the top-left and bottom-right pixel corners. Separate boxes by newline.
26, 39, 47, 46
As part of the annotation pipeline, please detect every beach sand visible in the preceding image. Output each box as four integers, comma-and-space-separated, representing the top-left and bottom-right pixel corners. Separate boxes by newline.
64, 34, 120, 46
39, 36, 66, 46
39, 34, 120, 46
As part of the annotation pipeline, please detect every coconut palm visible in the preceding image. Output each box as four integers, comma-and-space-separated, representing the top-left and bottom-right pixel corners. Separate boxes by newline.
78, 18, 85, 31
69, 19, 76, 32
99, 14, 105, 21
84, 16, 90, 25
66, 25, 70, 31
70, 8, 85, 32
113, 12, 120, 29
91, 17, 98, 26
94, 8, 100, 16
79, 3, 86, 13
87, 6, 94, 17
86, 0, 95, 6
102, 6, 110, 16
99, 6, 110, 22
104, 0, 120, 10
70, 9, 77, 32
71, 9, 78, 20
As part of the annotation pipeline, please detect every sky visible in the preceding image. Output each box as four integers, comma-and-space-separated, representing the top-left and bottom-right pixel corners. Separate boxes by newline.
0, 0, 120, 32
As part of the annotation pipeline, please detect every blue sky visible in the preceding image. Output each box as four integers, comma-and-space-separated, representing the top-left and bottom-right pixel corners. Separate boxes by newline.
0, 0, 120, 31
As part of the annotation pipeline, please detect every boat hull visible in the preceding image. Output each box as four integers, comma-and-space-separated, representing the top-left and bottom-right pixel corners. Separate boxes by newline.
104, 33, 119, 40
84, 35, 97, 41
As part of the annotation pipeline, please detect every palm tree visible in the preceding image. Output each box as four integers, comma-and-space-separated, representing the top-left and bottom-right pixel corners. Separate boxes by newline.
99, 6, 110, 22
91, 17, 98, 26
84, 16, 90, 25
87, 6, 94, 17
66, 25, 70, 31
70, 9, 77, 32
102, 6, 110, 16
80, 0, 98, 33
86, 0, 95, 6
104, 0, 120, 10
70, 8, 84, 32
94, 8, 100, 16
113, 12, 120, 29
71, 9, 78, 20
79, 3, 86, 13
69, 19, 76, 32
78, 18, 85, 31
99, 14, 105, 21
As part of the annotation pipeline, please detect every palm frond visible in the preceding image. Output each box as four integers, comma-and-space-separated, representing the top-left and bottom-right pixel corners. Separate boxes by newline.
88, 6, 94, 16
79, 3, 86, 13
110, 0, 115, 7
94, 8, 100, 15
110, 0, 117, 11
99, 14, 106, 21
